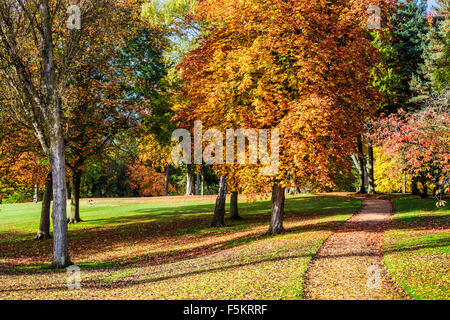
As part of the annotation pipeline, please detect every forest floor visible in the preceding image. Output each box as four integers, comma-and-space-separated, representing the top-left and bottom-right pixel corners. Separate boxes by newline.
0, 194, 447, 300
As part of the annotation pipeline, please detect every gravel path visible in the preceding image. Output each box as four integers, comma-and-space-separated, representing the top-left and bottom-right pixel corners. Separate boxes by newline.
303, 198, 410, 300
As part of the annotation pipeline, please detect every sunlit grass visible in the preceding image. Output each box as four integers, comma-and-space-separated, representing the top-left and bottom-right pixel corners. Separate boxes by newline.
0, 194, 360, 300
384, 195, 450, 300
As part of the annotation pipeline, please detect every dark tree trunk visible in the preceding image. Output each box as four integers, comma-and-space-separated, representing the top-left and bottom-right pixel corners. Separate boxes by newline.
195, 173, 201, 195
68, 168, 82, 224
211, 175, 227, 228
420, 176, 428, 199
367, 145, 375, 194
357, 136, 366, 194
229, 191, 241, 220
267, 184, 286, 235
201, 173, 204, 195
35, 173, 52, 240
164, 165, 170, 196
411, 177, 420, 196
67, 181, 71, 200
403, 173, 407, 194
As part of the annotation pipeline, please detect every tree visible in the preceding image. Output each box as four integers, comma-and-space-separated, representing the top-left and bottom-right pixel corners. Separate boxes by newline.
142, 0, 205, 198
177, 0, 386, 234
64, 14, 143, 223
367, 0, 431, 194
371, 86, 450, 203
0, 115, 51, 238
210, 175, 226, 227
117, 26, 178, 198
0, 0, 142, 268
392, 0, 431, 107
425, 0, 450, 92
36, 172, 52, 240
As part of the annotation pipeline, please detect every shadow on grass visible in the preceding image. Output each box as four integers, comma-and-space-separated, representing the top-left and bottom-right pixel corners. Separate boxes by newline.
0, 195, 359, 273
0, 252, 313, 293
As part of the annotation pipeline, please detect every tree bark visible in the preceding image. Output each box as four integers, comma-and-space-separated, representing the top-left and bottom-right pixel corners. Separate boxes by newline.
367, 145, 375, 194
229, 191, 241, 220
68, 168, 82, 224
33, 184, 39, 203
403, 173, 407, 194
267, 184, 286, 235
195, 173, 201, 195
201, 173, 204, 195
411, 177, 420, 196
420, 176, 428, 199
35, 173, 52, 240
357, 136, 366, 194
49, 123, 71, 268
211, 175, 227, 227
164, 164, 170, 197
186, 170, 194, 196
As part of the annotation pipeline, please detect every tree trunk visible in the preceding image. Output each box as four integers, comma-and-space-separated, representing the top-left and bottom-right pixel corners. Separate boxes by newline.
201, 173, 204, 196
357, 136, 366, 194
403, 173, 407, 194
186, 170, 194, 196
367, 145, 375, 194
420, 176, 428, 199
211, 175, 227, 227
229, 191, 241, 220
411, 177, 420, 196
50, 128, 71, 268
35, 173, 52, 240
164, 164, 170, 196
68, 168, 82, 224
33, 184, 39, 203
267, 184, 286, 235
195, 173, 201, 195
67, 181, 71, 200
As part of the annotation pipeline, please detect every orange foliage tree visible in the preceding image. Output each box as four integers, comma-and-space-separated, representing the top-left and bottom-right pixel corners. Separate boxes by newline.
176, 0, 390, 234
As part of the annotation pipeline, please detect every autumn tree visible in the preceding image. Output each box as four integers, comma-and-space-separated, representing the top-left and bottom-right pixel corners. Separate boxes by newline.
64, 4, 143, 223
0, 0, 143, 268
371, 86, 449, 202
177, 0, 386, 234
0, 113, 52, 238
117, 26, 177, 197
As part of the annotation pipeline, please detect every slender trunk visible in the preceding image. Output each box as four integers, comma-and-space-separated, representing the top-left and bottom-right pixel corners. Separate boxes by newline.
357, 136, 366, 194
186, 170, 194, 196
267, 184, 285, 235
33, 184, 39, 203
67, 181, 71, 200
164, 164, 170, 197
195, 173, 201, 195
411, 177, 420, 196
211, 175, 227, 227
201, 173, 204, 196
229, 191, 241, 220
50, 127, 71, 268
420, 176, 428, 199
68, 168, 82, 224
403, 173, 407, 194
35, 173, 52, 240
367, 145, 375, 194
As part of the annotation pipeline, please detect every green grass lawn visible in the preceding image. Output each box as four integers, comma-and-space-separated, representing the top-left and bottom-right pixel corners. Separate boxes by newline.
383, 195, 450, 300
0, 194, 360, 299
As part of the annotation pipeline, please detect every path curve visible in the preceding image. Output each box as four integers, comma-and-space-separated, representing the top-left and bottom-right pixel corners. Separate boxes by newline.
303, 198, 410, 300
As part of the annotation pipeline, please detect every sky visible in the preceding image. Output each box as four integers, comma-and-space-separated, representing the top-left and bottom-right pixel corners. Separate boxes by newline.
427, 0, 439, 12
